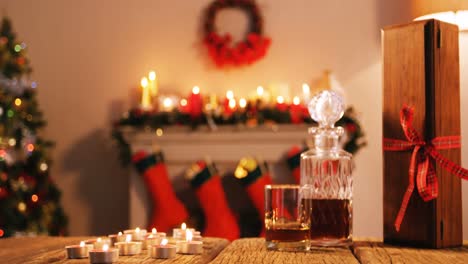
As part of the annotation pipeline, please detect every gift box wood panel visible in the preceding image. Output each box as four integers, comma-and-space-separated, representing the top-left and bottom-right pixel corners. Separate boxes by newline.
352, 240, 468, 263
382, 19, 462, 248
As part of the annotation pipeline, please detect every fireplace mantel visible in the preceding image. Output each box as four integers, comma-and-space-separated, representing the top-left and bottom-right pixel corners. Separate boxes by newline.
122, 124, 308, 228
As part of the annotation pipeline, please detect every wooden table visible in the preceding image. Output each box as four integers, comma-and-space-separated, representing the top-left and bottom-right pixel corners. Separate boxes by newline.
1, 237, 467, 263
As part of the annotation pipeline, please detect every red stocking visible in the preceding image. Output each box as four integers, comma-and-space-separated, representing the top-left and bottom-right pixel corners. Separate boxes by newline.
287, 146, 305, 184
235, 158, 272, 237
188, 161, 240, 241
132, 151, 188, 233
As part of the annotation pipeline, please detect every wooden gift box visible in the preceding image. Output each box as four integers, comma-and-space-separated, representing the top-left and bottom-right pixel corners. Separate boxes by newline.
382, 19, 462, 248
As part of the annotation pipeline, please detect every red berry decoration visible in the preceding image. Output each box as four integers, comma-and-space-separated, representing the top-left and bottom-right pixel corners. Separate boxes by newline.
203, 0, 271, 68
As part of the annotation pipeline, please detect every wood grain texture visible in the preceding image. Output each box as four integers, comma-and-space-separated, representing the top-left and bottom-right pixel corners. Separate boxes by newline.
353, 241, 468, 264
209, 238, 359, 264
0, 236, 228, 264
382, 19, 462, 248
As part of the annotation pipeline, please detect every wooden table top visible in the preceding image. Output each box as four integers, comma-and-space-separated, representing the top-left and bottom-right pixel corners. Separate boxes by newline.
0, 237, 467, 263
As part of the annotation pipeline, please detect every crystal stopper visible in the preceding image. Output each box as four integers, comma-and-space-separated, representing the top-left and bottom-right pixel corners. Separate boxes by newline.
308, 90, 344, 128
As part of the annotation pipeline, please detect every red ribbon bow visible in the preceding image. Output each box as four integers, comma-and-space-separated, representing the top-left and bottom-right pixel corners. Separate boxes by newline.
383, 105, 468, 232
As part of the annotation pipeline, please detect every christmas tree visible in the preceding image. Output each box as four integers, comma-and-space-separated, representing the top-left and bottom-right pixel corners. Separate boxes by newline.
0, 17, 67, 237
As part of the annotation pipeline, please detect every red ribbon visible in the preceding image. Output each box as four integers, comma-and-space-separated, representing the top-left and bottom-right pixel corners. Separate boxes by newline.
383, 105, 468, 232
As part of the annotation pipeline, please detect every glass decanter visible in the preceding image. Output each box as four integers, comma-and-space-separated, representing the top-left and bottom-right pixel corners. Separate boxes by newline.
300, 90, 353, 247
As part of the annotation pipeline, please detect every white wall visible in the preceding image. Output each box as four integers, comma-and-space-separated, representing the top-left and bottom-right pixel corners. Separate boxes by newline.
1, 0, 466, 239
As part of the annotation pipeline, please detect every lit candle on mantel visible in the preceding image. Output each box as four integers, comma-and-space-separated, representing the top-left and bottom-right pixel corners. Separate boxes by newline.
189, 86, 203, 119
224, 90, 235, 116
302, 83, 311, 105
290, 96, 303, 124
148, 71, 158, 97
140, 77, 152, 110
275, 96, 288, 111
256, 86, 264, 99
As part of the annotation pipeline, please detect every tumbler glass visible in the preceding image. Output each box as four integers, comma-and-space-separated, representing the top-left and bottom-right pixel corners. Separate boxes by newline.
264, 185, 311, 251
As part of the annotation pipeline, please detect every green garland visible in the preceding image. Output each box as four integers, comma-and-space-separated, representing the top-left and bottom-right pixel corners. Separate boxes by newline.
112, 105, 367, 166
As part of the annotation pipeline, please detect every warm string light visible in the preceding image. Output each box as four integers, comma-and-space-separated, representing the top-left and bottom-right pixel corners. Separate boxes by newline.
14, 98, 22, 106
192, 86, 200, 95
239, 98, 247, 108
180, 99, 188, 106
31, 194, 38, 203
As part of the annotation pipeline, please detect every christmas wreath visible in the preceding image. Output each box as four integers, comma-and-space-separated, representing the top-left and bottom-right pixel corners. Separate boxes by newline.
203, 0, 271, 68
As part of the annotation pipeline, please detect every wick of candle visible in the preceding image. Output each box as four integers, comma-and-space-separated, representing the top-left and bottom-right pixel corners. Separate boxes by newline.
161, 238, 168, 246
102, 244, 109, 251
79, 241, 85, 247
118, 231, 122, 236
135, 227, 140, 233
181, 223, 186, 230
152, 228, 157, 234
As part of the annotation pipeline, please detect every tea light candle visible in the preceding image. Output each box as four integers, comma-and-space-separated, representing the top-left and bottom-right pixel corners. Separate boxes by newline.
115, 234, 142, 256
176, 230, 203, 255
173, 223, 195, 240
143, 228, 166, 249
150, 238, 177, 259
85, 237, 111, 250
124, 227, 147, 241
108, 232, 125, 246
65, 241, 93, 259
89, 244, 118, 264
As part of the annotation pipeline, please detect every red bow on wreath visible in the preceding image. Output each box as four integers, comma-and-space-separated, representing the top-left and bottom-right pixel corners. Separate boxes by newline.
383, 105, 468, 232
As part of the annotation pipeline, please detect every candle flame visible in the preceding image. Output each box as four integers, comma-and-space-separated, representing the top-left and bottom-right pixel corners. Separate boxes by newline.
161, 238, 168, 246
180, 99, 187, 106
141, 77, 148, 88
276, 96, 284, 104
257, 86, 264, 96
148, 71, 156, 81
135, 227, 140, 233
293, 96, 300, 105
226, 90, 234, 100
97, 237, 102, 242
186, 230, 193, 242
228, 99, 236, 109
102, 244, 109, 251
80, 241, 85, 247
126, 234, 132, 242
181, 223, 186, 230
302, 83, 310, 94
239, 98, 247, 108
192, 86, 200, 95
152, 228, 157, 234
163, 98, 173, 108
118, 231, 122, 236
